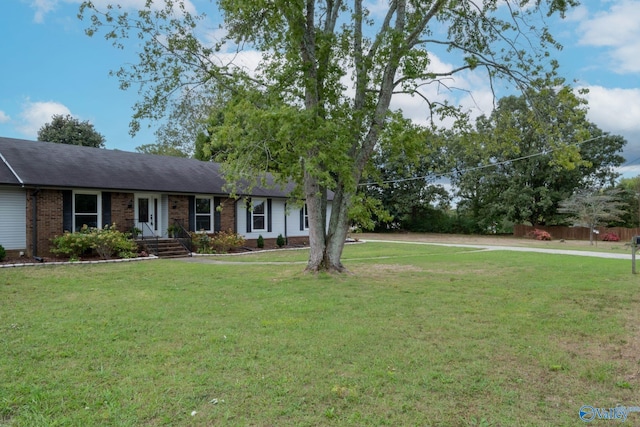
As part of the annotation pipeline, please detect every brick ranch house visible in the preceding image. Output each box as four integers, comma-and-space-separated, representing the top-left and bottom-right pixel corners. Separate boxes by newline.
0, 137, 328, 258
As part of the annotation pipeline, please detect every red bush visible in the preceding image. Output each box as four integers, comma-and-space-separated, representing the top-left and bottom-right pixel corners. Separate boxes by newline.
601, 232, 620, 242
531, 229, 552, 241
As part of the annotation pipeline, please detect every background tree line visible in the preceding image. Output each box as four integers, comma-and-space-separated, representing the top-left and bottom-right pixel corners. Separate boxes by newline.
38, 81, 634, 236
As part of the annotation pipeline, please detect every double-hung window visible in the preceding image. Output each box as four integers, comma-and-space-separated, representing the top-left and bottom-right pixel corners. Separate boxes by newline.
252, 199, 266, 231
74, 192, 100, 231
195, 197, 213, 232
302, 204, 309, 230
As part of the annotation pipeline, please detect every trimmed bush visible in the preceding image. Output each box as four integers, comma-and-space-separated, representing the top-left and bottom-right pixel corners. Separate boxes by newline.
276, 234, 286, 248
190, 230, 246, 254
257, 235, 264, 249
90, 225, 138, 259
191, 232, 213, 254
0, 244, 6, 262
51, 224, 137, 260
51, 225, 93, 259
210, 230, 245, 253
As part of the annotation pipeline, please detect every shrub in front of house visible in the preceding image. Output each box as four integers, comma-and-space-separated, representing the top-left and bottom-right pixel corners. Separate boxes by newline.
0, 244, 6, 262
51, 224, 137, 260
90, 225, 138, 259
51, 225, 94, 259
276, 234, 285, 248
210, 230, 246, 253
257, 235, 264, 249
191, 232, 213, 254
190, 230, 245, 254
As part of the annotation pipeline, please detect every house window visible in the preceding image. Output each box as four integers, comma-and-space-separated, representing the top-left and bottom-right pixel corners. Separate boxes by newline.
74, 192, 100, 231
195, 197, 213, 232
303, 204, 309, 229
252, 199, 266, 231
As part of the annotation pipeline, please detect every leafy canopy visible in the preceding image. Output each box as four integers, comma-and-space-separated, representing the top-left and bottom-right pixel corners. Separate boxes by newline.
37, 114, 106, 148
451, 84, 626, 228
79, 0, 579, 271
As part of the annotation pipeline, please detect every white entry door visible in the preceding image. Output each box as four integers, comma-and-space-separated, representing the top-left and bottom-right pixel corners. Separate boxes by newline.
135, 194, 161, 237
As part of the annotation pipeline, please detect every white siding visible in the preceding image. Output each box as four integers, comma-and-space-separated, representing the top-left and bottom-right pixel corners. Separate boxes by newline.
236, 198, 332, 240
0, 187, 27, 250
236, 198, 289, 240
286, 201, 332, 237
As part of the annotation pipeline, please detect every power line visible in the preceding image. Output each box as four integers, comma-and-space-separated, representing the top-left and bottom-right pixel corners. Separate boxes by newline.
359, 134, 607, 187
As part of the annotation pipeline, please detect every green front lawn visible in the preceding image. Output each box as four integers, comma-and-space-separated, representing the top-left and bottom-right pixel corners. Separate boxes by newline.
2, 243, 639, 425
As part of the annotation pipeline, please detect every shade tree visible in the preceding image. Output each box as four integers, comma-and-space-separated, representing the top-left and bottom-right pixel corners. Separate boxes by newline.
80, 0, 579, 272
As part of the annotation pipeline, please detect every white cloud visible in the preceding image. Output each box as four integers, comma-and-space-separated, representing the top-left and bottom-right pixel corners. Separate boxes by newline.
579, 85, 640, 176
581, 85, 640, 135
564, 4, 589, 22
30, 0, 58, 23
577, 0, 640, 73
0, 111, 10, 123
16, 100, 72, 138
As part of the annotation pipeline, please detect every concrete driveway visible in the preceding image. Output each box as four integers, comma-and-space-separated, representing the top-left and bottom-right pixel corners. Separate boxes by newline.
362, 239, 633, 260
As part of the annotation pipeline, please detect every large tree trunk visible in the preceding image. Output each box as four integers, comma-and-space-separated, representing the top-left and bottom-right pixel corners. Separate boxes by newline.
304, 172, 351, 273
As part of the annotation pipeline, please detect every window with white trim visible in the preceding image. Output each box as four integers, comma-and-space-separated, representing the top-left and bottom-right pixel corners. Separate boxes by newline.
195, 197, 213, 232
74, 192, 100, 231
252, 199, 266, 231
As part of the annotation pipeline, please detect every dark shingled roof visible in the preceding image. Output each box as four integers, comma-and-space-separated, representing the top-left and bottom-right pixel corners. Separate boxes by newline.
0, 137, 292, 197
0, 151, 20, 185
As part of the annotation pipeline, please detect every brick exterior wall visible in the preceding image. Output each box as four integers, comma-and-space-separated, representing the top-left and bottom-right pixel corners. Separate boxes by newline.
26, 189, 63, 257
25, 190, 138, 257
110, 192, 135, 232
218, 197, 236, 232
168, 195, 190, 228
23, 191, 248, 257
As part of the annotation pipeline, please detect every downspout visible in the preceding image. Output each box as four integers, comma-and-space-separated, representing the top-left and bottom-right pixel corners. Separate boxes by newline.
32, 189, 40, 257
284, 201, 288, 245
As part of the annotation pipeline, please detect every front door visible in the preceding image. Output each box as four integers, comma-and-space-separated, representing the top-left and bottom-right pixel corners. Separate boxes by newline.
135, 194, 161, 237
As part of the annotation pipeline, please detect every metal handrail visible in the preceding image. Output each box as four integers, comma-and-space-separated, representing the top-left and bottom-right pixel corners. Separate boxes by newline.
139, 222, 159, 256
172, 219, 193, 254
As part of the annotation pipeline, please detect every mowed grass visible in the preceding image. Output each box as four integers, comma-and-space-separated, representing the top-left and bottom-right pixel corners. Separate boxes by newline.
2, 243, 640, 426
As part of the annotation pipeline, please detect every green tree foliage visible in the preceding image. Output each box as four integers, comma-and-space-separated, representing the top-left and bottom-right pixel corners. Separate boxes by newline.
360, 113, 450, 230
135, 142, 189, 158
614, 176, 640, 227
37, 114, 106, 148
146, 85, 227, 159
558, 189, 627, 245
451, 86, 625, 229
80, 0, 578, 272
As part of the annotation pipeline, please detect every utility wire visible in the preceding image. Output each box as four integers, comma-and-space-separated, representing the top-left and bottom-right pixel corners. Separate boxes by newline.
359, 134, 608, 187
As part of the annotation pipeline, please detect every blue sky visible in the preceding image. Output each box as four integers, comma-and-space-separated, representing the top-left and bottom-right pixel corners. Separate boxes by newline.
1, 0, 639, 177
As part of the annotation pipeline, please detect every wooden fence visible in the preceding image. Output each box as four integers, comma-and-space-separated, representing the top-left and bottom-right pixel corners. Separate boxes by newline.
513, 224, 640, 242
